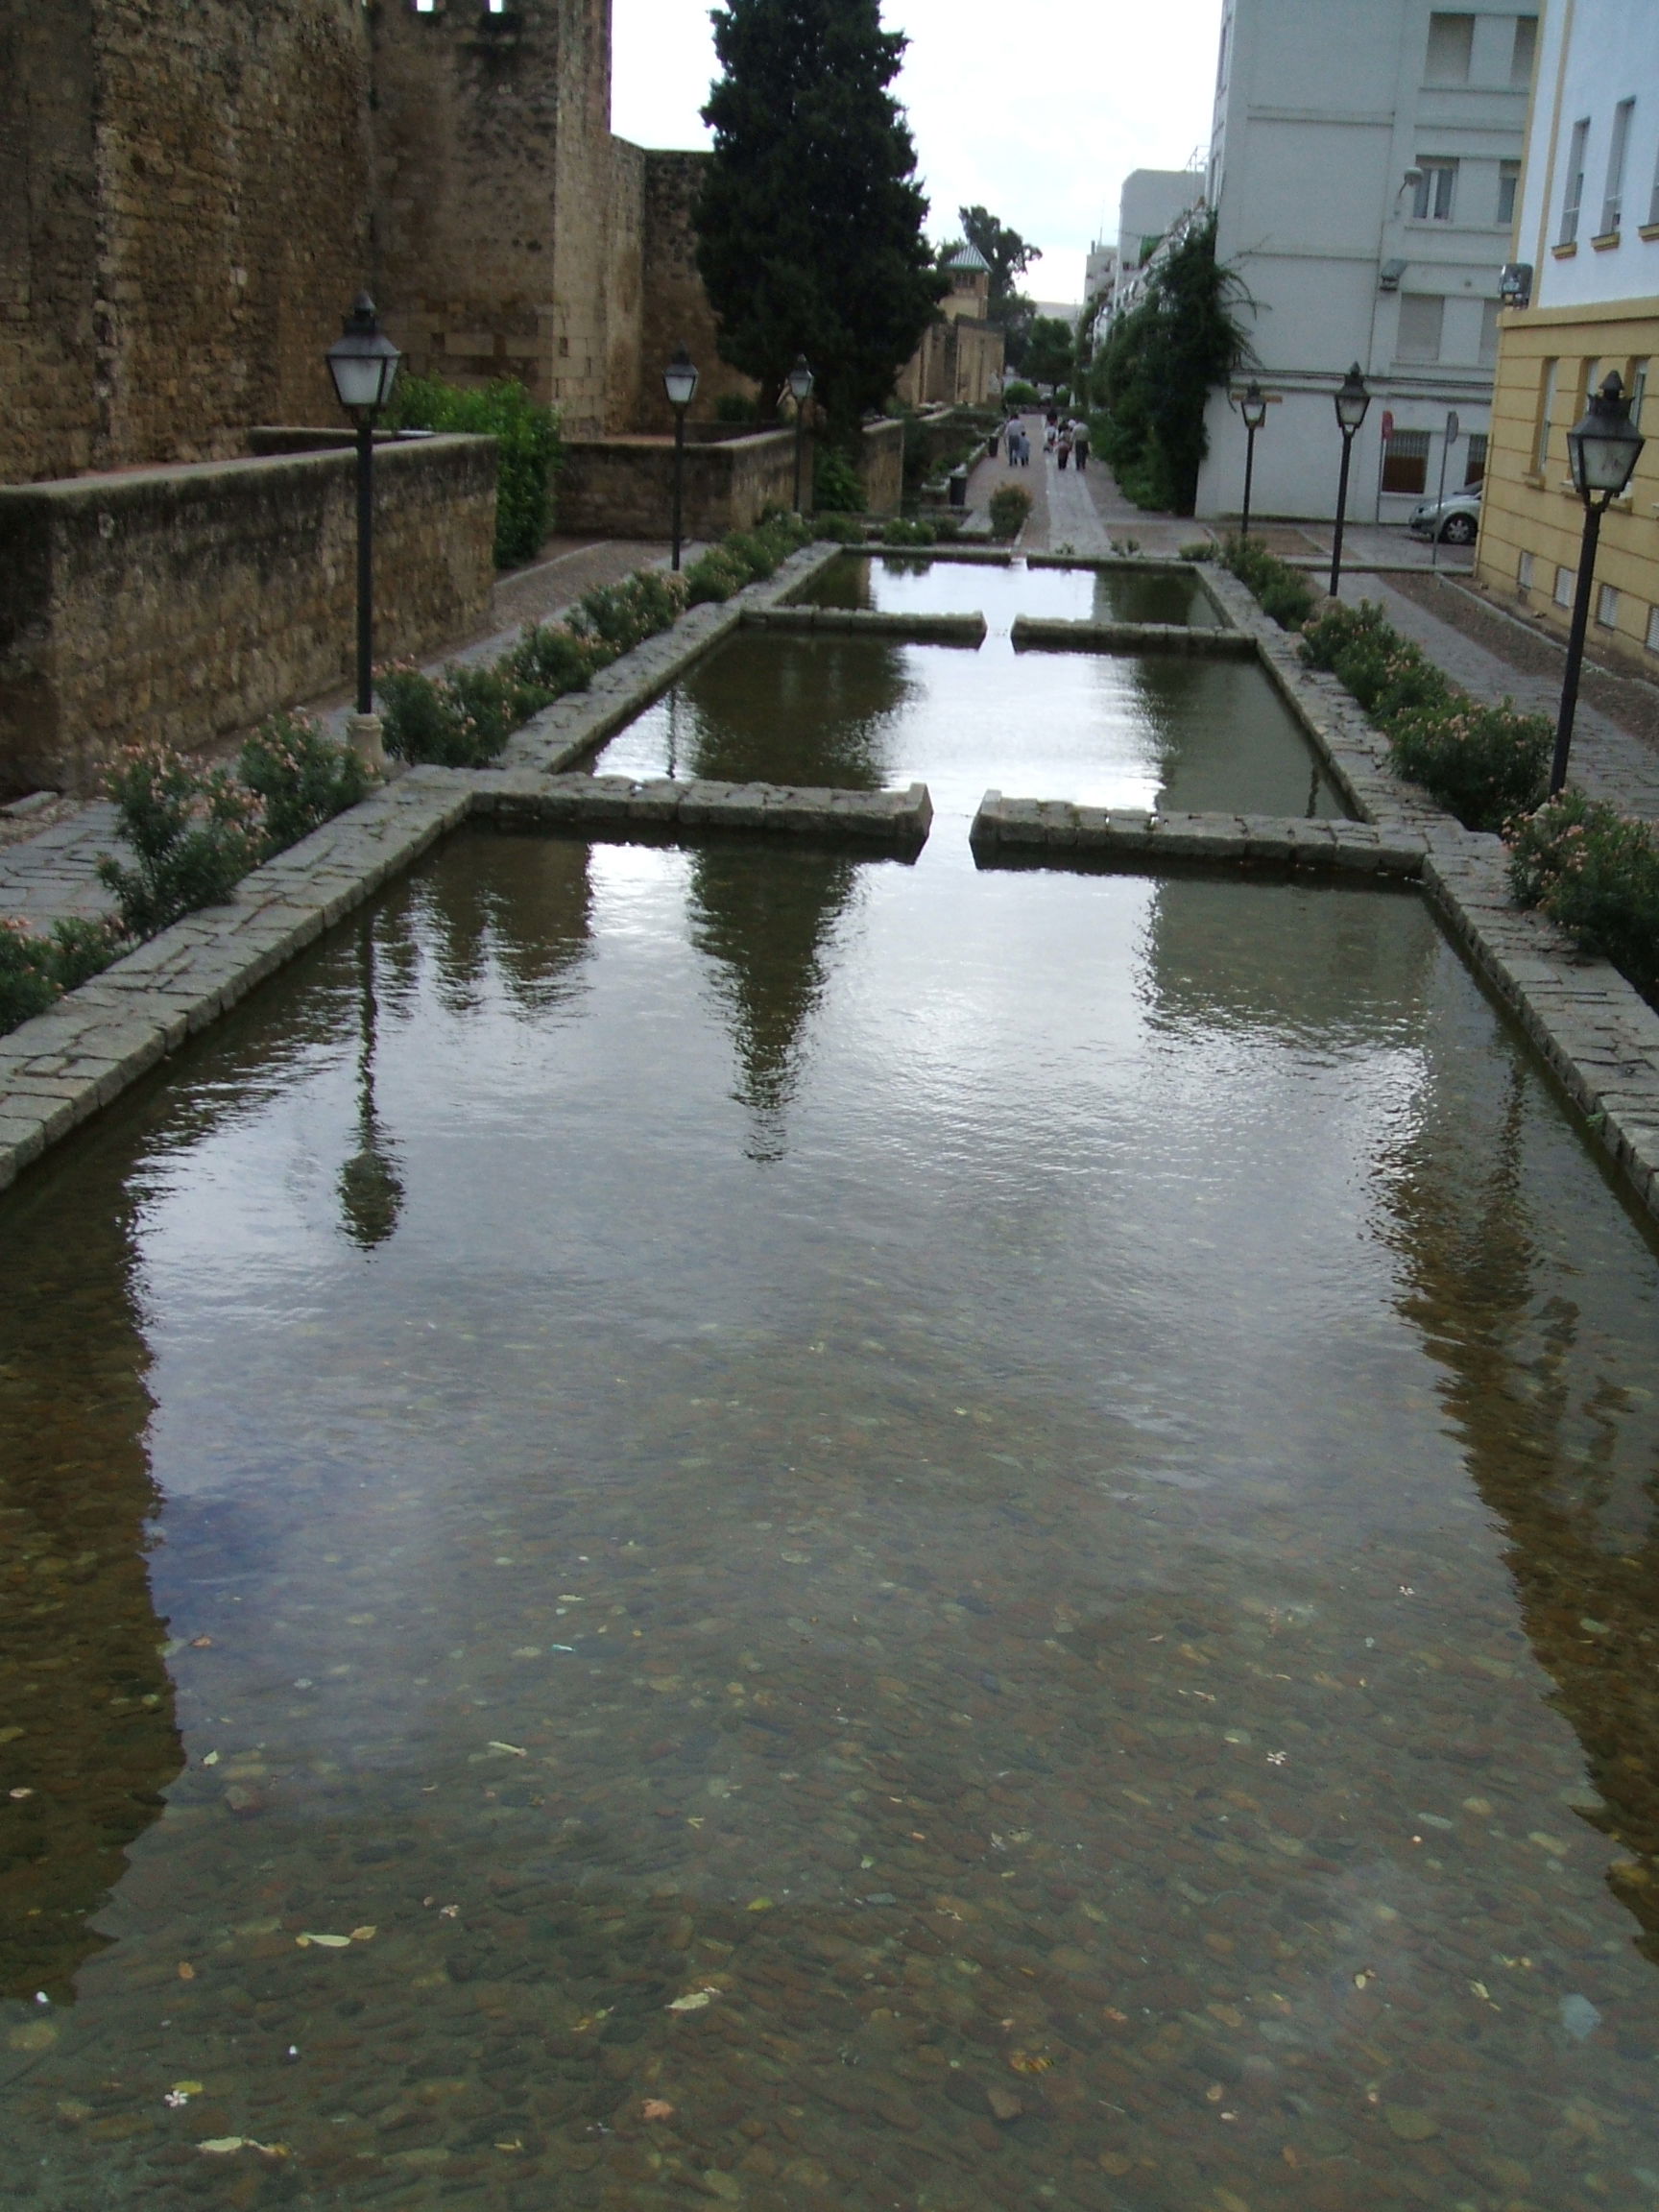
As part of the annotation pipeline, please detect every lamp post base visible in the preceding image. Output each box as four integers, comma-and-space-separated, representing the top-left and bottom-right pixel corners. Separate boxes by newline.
347, 712, 388, 777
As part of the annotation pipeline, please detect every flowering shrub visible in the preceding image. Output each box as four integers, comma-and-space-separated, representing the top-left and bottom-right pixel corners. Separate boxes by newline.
569, 569, 687, 655
1220, 534, 1315, 630
1509, 792, 1659, 1008
504, 622, 598, 697
1300, 600, 1550, 832
375, 662, 554, 768
684, 511, 815, 606
97, 744, 262, 938
239, 713, 370, 856
0, 917, 124, 1035
882, 517, 938, 547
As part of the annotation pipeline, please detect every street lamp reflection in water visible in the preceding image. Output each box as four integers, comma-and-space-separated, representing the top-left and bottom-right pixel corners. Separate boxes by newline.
339, 918, 404, 1253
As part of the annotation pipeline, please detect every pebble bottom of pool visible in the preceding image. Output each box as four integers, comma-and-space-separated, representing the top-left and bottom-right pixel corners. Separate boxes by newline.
4, 821, 1659, 2212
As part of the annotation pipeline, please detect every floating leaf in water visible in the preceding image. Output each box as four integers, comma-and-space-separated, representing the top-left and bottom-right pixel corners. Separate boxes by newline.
177, 1962, 195, 1981
1009, 2051, 1053, 2074
296, 1934, 352, 1949
666, 1988, 716, 2012
201, 1752, 219, 1767
746, 1897, 775, 1912
487, 1742, 527, 1757
199, 2140, 246, 2155
641, 2100, 676, 2121
1560, 1994, 1602, 2040
349, 1926, 377, 1942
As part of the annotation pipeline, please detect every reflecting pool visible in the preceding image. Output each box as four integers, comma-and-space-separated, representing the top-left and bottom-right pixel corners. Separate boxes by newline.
4, 826, 1659, 2211
788, 554, 1222, 632
592, 626, 1346, 824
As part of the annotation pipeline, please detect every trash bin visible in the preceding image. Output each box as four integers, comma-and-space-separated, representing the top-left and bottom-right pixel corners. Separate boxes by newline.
987, 431, 999, 460
949, 465, 969, 509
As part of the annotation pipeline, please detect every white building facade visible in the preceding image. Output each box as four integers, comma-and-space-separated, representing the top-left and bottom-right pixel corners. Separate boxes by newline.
1193, 0, 1537, 524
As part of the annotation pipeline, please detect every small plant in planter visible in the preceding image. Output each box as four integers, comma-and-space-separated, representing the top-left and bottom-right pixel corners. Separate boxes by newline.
97, 744, 262, 938
0, 916, 123, 1036
1508, 792, 1659, 1007
239, 713, 371, 857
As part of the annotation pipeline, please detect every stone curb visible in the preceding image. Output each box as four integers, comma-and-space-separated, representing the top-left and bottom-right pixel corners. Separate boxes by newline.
1009, 615, 1253, 659
741, 606, 988, 647
970, 794, 1427, 877
475, 772, 933, 847
1199, 562, 1659, 1230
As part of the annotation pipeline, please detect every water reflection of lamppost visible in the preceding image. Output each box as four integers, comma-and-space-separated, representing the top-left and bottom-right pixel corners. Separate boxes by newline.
788, 354, 815, 513
339, 917, 404, 1252
325, 295, 403, 773
1550, 373, 1645, 796
1236, 380, 1267, 541
1329, 363, 1371, 600
663, 346, 700, 572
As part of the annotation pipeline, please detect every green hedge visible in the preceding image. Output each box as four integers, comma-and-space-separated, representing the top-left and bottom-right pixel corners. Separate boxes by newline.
684, 511, 815, 605
987, 485, 1033, 542
1298, 600, 1550, 832
385, 375, 563, 567
1219, 534, 1315, 631
1509, 792, 1659, 1009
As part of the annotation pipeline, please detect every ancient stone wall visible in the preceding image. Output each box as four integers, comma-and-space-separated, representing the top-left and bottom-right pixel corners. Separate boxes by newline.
557, 429, 797, 541
1, 0, 372, 484
0, 437, 497, 795
637, 152, 758, 433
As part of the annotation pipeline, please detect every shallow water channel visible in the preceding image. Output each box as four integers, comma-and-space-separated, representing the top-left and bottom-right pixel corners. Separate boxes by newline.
5, 776, 1659, 2209
594, 555, 1346, 823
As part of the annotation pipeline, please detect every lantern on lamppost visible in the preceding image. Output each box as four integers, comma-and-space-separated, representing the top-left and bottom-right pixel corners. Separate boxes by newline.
1329, 363, 1371, 600
787, 354, 815, 515
662, 346, 700, 572
1551, 372, 1645, 795
325, 295, 402, 772
1235, 380, 1268, 541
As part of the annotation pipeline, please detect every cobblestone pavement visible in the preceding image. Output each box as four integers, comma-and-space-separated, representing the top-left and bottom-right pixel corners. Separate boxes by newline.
1349, 571, 1659, 822
0, 806, 121, 927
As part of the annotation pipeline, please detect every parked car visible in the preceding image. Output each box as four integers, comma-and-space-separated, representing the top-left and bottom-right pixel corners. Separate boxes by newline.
1408, 487, 1481, 544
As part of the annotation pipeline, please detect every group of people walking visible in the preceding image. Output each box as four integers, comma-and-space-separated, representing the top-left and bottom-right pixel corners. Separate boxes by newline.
998, 405, 1091, 472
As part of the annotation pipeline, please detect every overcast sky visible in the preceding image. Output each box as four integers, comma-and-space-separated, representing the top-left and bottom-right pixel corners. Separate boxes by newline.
612, 0, 1225, 303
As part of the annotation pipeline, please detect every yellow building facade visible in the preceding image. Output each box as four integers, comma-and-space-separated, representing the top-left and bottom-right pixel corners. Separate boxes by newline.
1475, 0, 1659, 672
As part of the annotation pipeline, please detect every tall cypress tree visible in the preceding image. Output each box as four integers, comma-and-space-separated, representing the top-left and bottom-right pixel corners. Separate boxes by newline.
696, 0, 946, 442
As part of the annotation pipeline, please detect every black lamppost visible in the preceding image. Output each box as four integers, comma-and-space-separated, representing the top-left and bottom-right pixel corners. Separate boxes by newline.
325, 295, 402, 772
1550, 372, 1645, 796
1329, 362, 1371, 599
663, 346, 700, 571
787, 354, 815, 514
1237, 380, 1267, 541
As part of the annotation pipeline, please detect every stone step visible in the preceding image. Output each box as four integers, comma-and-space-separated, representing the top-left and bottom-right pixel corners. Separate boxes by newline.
478, 771, 934, 848
970, 793, 1427, 877
1009, 615, 1254, 658
741, 606, 987, 646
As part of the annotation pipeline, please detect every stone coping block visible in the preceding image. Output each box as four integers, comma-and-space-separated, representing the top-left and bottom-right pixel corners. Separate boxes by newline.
970, 793, 1428, 877
741, 606, 988, 647
1024, 554, 1203, 575
852, 543, 1016, 566
477, 772, 933, 846
1010, 615, 1256, 660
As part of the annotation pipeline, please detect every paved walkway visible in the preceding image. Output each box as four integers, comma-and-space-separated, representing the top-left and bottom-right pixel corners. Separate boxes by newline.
1347, 573, 1659, 823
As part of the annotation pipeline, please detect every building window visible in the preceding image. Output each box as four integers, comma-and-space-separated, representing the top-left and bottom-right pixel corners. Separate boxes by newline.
1511, 14, 1538, 87
1426, 12, 1475, 82
1479, 300, 1502, 367
1555, 565, 1575, 609
1518, 550, 1534, 598
1600, 99, 1635, 236
1382, 429, 1432, 495
1647, 605, 1659, 654
1465, 433, 1489, 488
1535, 358, 1557, 471
1412, 162, 1459, 222
1597, 583, 1621, 630
1398, 294, 1445, 362
1497, 161, 1521, 227
1560, 118, 1590, 246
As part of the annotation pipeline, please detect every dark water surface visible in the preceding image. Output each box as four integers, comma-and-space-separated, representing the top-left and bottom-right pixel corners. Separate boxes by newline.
594, 559, 1344, 823
5, 829, 1659, 2212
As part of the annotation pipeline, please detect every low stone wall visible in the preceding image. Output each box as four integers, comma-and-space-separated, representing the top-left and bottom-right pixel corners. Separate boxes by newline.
481, 770, 932, 846
0, 435, 497, 799
971, 796, 1428, 878
1010, 616, 1256, 659
857, 419, 905, 517
742, 606, 987, 647
558, 429, 798, 541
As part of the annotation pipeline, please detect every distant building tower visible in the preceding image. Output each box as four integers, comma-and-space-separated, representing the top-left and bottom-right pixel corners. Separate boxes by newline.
895, 244, 1006, 408
1194, 0, 1535, 524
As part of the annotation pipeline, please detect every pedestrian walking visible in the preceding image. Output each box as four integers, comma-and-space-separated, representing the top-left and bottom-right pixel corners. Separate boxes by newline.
1056, 428, 1072, 470
1072, 420, 1091, 471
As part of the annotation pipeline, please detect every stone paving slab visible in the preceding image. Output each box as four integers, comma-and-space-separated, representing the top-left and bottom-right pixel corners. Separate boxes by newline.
971, 793, 1428, 877
477, 771, 933, 846
740, 606, 987, 646
1009, 615, 1256, 660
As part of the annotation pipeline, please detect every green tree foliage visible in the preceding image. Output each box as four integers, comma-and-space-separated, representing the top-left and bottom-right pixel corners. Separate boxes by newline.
1023, 316, 1077, 388
1091, 214, 1251, 515
954, 205, 1039, 368
386, 376, 563, 567
696, 0, 946, 442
